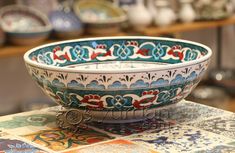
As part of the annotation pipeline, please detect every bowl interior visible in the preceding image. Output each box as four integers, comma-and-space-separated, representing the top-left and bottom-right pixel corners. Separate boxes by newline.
27, 37, 209, 71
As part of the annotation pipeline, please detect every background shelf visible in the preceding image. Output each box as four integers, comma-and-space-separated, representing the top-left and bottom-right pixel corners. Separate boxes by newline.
1, 15, 235, 59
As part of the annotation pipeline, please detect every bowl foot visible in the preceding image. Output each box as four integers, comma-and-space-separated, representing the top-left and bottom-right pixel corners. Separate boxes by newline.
55, 102, 179, 132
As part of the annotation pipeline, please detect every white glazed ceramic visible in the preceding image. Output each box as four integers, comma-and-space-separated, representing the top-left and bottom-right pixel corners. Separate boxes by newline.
127, 0, 152, 30
154, 0, 176, 27
179, 0, 196, 23
147, 0, 157, 19
24, 36, 212, 123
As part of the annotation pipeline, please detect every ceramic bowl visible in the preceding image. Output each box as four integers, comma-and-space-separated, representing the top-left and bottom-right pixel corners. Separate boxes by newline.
73, 0, 127, 35
24, 36, 212, 123
49, 10, 84, 39
0, 5, 52, 45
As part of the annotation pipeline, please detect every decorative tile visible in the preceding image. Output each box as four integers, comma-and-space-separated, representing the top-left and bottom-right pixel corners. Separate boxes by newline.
0, 114, 56, 129
0, 137, 48, 153
194, 144, 235, 153
153, 100, 232, 124
189, 114, 235, 139
126, 125, 233, 153
88, 118, 175, 136
0, 107, 58, 130
21, 127, 114, 151
61, 139, 159, 153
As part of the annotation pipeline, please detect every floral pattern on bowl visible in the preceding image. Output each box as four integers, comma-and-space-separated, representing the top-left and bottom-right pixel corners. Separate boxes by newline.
24, 36, 212, 122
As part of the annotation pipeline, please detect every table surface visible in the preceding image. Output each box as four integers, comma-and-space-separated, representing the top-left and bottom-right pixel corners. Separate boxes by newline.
0, 100, 234, 153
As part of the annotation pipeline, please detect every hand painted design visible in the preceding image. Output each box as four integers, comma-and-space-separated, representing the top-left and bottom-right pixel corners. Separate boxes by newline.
167, 45, 184, 60
126, 125, 233, 153
22, 128, 113, 151
62, 139, 159, 153
188, 114, 235, 139
0, 138, 47, 153
27, 59, 208, 91
109, 95, 129, 110
87, 118, 174, 136
80, 94, 104, 109
152, 43, 165, 60
41, 84, 190, 111
29, 39, 207, 66
53, 46, 71, 61
69, 45, 87, 61
90, 44, 112, 60
133, 90, 159, 109
0, 114, 56, 129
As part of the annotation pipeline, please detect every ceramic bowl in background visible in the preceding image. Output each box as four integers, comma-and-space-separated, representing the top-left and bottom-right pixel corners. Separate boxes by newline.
49, 10, 84, 39
24, 36, 212, 123
0, 5, 52, 46
73, 0, 127, 35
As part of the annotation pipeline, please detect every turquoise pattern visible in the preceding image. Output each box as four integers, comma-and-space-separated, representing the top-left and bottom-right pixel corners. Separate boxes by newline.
29, 39, 208, 67
25, 37, 211, 116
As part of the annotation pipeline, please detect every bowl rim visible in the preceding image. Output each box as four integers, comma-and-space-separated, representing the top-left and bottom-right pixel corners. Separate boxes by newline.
0, 5, 52, 33
24, 36, 212, 74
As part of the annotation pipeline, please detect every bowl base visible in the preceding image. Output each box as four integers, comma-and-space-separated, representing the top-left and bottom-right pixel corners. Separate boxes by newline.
56, 102, 179, 132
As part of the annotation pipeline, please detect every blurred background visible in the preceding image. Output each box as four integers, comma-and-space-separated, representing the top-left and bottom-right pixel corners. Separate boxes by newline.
0, 0, 235, 115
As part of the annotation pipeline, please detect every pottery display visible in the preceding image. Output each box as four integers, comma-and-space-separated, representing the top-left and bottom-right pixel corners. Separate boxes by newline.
16, 0, 59, 16
49, 2, 84, 39
114, 0, 136, 11
147, 0, 158, 20
24, 36, 212, 123
0, 5, 52, 45
127, 0, 152, 30
178, 0, 196, 23
73, 0, 127, 35
154, 0, 176, 27
194, 0, 233, 20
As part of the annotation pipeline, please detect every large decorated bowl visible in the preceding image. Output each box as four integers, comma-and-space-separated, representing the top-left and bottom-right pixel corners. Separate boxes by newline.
24, 37, 212, 123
